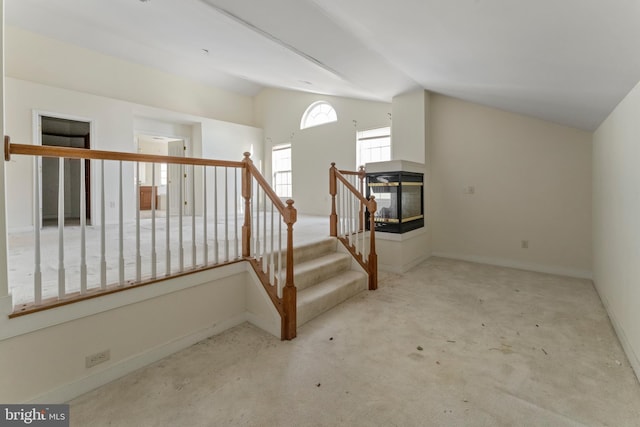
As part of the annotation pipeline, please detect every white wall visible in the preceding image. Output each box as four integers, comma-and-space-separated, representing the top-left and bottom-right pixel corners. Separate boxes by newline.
593, 79, 640, 380
430, 94, 592, 277
374, 90, 431, 272
5, 26, 254, 127
0, 263, 281, 403
4, 78, 262, 230
391, 90, 427, 161
254, 88, 391, 215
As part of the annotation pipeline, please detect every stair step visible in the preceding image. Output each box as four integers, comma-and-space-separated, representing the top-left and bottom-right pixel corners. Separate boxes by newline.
297, 270, 367, 327
293, 237, 337, 264
294, 252, 352, 291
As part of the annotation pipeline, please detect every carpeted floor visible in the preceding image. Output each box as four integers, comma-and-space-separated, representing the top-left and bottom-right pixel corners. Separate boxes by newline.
69, 257, 640, 426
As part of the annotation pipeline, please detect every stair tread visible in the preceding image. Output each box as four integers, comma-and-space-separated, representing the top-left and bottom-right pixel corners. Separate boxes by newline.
296, 270, 367, 326
294, 252, 351, 274
292, 237, 337, 264
298, 270, 367, 302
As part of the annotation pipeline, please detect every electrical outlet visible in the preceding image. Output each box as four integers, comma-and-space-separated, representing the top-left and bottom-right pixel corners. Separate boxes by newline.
86, 350, 110, 368
521, 240, 529, 249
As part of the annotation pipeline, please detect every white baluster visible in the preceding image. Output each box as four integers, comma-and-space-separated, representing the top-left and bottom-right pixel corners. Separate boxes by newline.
179, 164, 184, 272
262, 192, 267, 272
57, 157, 65, 298
340, 182, 345, 238
224, 167, 229, 262
34, 157, 42, 304
151, 163, 157, 279
348, 182, 353, 247
213, 166, 219, 264
80, 159, 87, 294
119, 161, 125, 285
191, 164, 196, 267
101, 160, 106, 289
269, 202, 275, 284
203, 166, 208, 265
255, 183, 260, 260
136, 162, 142, 282
277, 216, 282, 298
165, 162, 171, 275
234, 168, 239, 259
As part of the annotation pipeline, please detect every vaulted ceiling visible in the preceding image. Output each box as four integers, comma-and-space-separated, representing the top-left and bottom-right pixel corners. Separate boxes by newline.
6, 0, 640, 130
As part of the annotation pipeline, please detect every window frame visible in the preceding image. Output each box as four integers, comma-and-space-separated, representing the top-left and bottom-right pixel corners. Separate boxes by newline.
300, 101, 338, 130
272, 143, 292, 198
356, 126, 392, 169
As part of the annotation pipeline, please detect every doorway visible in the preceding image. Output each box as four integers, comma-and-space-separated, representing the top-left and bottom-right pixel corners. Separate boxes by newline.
136, 134, 186, 217
40, 116, 91, 226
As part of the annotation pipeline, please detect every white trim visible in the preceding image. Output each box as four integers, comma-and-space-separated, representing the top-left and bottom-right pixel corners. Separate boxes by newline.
7, 225, 34, 233
300, 101, 337, 130
27, 313, 248, 404
593, 286, 640, 384
375, 226, 426, 242
0, 262, 246, 341
32, 110, 96, 228
431, 252, 593, 280
379, 254, 430, 274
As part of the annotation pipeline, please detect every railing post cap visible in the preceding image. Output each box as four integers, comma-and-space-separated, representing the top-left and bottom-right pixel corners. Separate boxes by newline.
243, 152, 251, 159
286, 199, 294, 206
330, 162, 336, 167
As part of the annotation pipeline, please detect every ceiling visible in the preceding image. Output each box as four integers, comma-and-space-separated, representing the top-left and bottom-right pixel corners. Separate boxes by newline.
6, 0, 640, 131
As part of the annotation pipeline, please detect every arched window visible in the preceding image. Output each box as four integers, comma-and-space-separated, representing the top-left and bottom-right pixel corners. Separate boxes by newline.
300, 101, 337, 129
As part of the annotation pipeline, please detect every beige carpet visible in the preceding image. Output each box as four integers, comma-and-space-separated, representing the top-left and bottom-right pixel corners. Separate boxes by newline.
69, 257, 640, 426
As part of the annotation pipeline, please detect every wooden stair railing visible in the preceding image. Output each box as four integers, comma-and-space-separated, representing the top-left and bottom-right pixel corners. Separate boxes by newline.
242, 153, 297, 340
3, 137, 297, 340
329, 163, 377, 290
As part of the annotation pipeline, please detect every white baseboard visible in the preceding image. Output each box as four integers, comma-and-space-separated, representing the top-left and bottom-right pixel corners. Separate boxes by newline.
27, 313, 248, 404
431, 252, 593, 280
592, 286, 640, 384
8, 226, 33, 234
379, 254, 430, 273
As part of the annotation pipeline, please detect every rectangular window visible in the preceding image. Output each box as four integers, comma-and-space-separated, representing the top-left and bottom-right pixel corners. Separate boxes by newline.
272, 144, 292, 198
356, 127, 391, 169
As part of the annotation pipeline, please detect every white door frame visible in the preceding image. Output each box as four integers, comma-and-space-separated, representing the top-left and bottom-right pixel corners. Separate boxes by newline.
134, 130, 191, 215
32, 110, 95, 228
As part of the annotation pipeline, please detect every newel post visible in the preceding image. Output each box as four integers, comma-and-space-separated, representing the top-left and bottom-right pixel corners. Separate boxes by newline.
367, 196, 378, 290
282, 199, 297, 340
241, 152, 252, 258
329, 163, 338, 237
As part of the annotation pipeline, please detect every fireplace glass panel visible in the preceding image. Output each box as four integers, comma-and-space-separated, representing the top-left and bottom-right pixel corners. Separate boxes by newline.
366, 171, 424, 233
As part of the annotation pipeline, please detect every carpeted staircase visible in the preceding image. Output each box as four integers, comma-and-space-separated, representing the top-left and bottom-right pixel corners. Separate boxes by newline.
293, 237, 367, 326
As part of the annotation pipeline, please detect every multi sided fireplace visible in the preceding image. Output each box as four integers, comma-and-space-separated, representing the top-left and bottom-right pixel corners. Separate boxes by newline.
365, 161, 424, 234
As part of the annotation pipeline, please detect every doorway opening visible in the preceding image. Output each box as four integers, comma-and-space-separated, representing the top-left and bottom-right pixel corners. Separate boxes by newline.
41, 116, 91, 227
136, 134, 186, 218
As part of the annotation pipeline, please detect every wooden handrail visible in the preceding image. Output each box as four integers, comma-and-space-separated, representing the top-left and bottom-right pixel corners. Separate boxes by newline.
242, 152, 287, 216
4, 136, 298, 340
5, 139, 243, 168
329, 163, 377, 290
334, 168, 375, 212
242, 151, 297, 340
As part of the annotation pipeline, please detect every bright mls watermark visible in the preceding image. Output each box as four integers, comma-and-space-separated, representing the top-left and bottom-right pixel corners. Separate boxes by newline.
1, 405, 69, 426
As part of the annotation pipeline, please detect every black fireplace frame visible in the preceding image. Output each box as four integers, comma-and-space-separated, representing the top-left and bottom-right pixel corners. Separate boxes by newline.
365, 170, 424, 234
